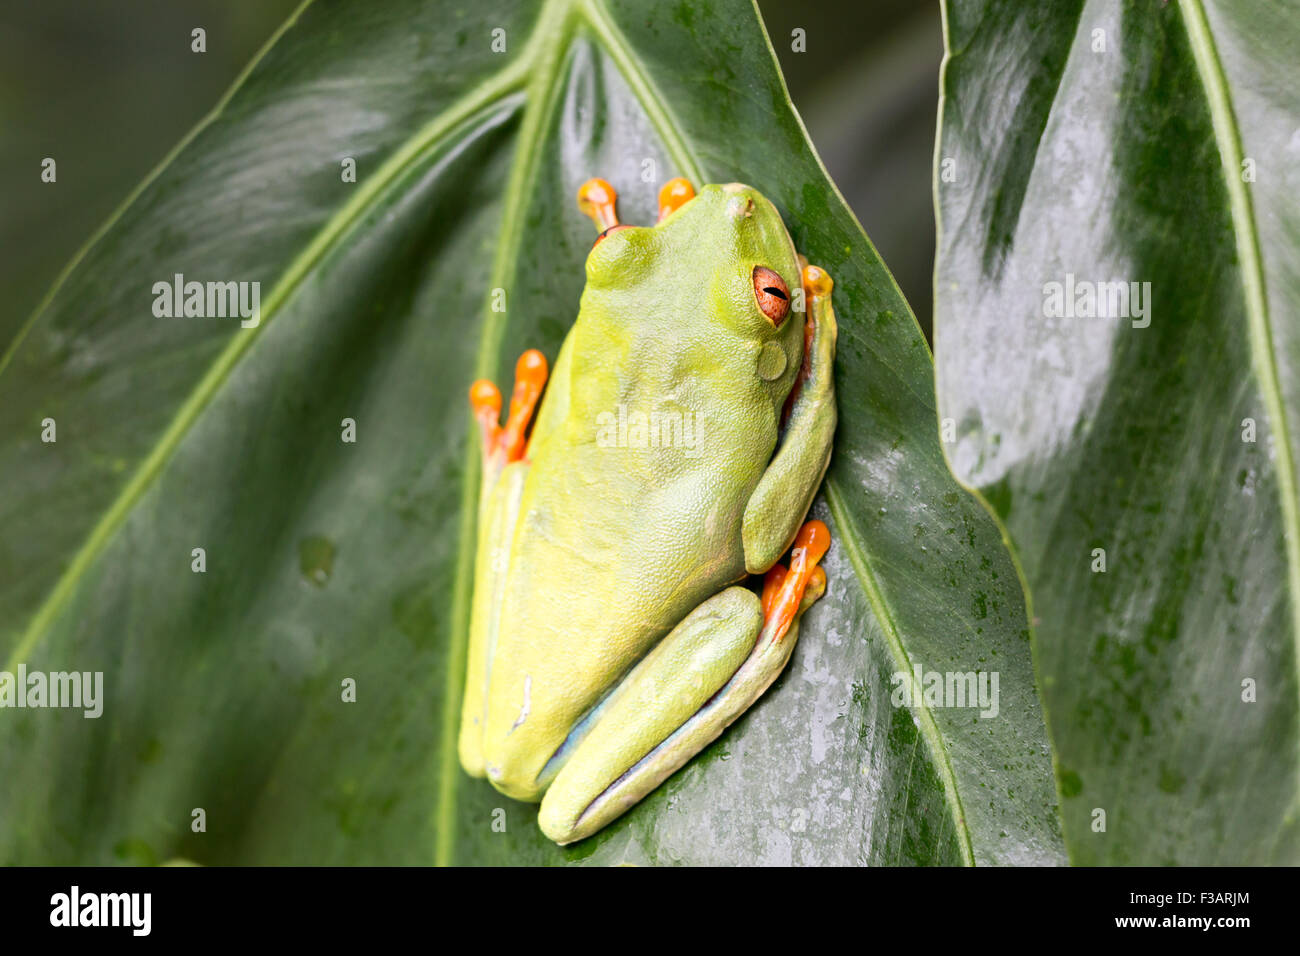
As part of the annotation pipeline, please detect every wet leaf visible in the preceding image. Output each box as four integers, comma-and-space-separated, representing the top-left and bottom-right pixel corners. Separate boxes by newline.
0, 0, 1061, 864
934, 0, 1300, 862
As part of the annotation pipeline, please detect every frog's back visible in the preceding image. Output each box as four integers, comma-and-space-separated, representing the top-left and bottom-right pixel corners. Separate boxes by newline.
478, 311, 781, 799
475, 182, 804, 800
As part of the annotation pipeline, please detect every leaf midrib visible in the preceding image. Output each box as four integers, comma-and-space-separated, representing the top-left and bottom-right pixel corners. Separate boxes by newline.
435, 0, 707, 864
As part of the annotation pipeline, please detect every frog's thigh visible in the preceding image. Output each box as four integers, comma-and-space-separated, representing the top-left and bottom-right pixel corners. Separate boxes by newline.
458, 461, 528, 777
539, 586, 786, 845
742, 265, 839, 574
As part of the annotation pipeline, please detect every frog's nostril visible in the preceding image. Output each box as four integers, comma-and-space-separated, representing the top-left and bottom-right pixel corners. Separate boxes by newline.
727, 195, 755, 219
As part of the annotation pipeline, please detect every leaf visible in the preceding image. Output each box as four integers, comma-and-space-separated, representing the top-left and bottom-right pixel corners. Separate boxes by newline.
934, 0, 1300, 863
0, 0, 1062, 865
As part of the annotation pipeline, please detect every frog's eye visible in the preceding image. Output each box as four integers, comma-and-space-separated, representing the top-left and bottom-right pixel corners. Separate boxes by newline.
593, 224, 634, 247
753, 267, 790, 325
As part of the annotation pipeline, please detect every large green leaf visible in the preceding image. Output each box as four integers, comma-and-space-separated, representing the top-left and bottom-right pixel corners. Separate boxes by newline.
934, 0, 1300, 863
1, 0, 1062, 865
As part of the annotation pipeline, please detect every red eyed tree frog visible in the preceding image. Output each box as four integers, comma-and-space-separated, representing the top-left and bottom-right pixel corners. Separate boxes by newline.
459, 177, 838, 844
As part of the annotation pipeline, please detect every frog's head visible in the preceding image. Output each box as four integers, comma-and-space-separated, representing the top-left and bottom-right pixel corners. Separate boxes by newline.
581, 181, 803, 367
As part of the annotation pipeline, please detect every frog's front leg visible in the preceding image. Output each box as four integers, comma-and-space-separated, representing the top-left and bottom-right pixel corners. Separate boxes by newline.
537, 522, 830, 845
743, 264, 838, 574
459, 350, 548, 777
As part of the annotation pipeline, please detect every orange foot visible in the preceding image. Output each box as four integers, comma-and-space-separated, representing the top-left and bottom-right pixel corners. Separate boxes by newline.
761, 520, 831, 643
469, 348, 548, 466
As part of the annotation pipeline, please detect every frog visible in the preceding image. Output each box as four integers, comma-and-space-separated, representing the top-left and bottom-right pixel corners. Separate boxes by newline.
459, 175, 838, 845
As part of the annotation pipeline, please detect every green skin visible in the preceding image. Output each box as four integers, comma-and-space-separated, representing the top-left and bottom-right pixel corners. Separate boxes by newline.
459, 183, 838, 844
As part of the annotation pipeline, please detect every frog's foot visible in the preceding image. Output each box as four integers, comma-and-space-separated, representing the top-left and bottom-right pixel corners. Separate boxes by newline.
576, 177, 696, 240
577, 177, 634, 246
760, 520, 831, 643
468, 348, 548, 473
537, 523, 831, 845
657, 177, 695, 221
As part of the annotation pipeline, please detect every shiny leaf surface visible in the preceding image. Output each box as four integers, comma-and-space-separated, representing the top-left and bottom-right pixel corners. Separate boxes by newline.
1, 0, 1061, 864
935, 0, 1300, 863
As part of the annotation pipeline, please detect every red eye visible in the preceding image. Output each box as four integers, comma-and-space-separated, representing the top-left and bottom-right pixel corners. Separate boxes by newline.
753, 267, 790, 325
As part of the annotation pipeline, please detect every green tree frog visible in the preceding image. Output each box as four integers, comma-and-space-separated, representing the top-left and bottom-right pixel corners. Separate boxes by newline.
459, 176, 838, 844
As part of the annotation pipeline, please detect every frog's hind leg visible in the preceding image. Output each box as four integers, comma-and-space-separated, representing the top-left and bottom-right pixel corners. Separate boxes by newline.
538, 521, 830, 844
459, 350, 548, 777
